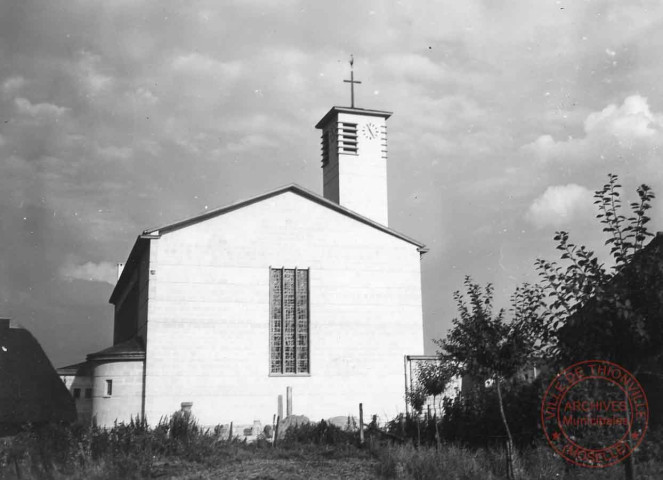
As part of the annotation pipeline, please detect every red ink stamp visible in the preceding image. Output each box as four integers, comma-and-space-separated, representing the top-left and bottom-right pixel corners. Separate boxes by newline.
541, 360, 648, 468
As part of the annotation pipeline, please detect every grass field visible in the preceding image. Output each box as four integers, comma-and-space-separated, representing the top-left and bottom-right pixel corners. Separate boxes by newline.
2, 417, 663, 479
26, 444, 659, 480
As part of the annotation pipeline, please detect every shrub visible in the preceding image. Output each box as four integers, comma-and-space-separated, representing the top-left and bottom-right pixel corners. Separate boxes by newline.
2, 417, 662, 479
169, 410, 199, 443
281, 420, 357, 447
372, 443, 497, 480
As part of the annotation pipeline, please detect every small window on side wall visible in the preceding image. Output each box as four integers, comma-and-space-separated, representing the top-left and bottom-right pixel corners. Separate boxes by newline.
73, 388, 81, 399
105, 379, 113, 396
85, 388, 92, 399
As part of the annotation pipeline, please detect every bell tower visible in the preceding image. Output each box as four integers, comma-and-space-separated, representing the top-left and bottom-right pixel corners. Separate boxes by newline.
315, 58, 392, 226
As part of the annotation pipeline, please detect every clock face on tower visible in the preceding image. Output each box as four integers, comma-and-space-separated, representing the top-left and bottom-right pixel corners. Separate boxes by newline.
361, 122, 378, 140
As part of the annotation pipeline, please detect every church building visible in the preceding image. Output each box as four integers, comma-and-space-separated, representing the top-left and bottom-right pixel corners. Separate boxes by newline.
59, 94, 427, 428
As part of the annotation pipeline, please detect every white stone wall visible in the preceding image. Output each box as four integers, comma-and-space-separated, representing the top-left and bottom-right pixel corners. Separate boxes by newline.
91, 360, 144, 426
335, 112, 389, 226
142, 191, 423, 427
60, 373, 93, 424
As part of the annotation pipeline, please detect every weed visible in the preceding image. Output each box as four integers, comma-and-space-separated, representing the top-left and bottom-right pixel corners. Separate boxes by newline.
1, 418, 662, 479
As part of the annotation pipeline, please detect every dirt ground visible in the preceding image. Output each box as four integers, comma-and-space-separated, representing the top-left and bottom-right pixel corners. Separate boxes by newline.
158, 457, 381, 480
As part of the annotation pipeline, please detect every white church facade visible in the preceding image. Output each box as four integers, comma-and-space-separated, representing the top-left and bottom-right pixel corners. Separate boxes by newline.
59, 104, 426, 428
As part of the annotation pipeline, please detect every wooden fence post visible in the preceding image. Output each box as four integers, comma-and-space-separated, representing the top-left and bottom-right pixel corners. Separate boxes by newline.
286, 386, 292, 417
359, 403, 364, 446
13, 458, 21, 480
273, 416, 280, 448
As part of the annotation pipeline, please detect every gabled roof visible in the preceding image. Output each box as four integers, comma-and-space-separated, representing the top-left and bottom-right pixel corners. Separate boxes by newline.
0, 320, 76, 433
144, 184, 425, 248
559, 232, 663, 362
110, 184, 427, 304
56, 361, 90, 376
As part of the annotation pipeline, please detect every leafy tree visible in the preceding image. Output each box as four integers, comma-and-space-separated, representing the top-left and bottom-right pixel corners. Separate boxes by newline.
531, 174, 657, 366
416, 361, 452, 417
526, 174, 659, 480
415, 361, 453, 449
438, 374, 543, 448
436, 278, 534, 480
406, 384, 427, 446
429, 174, 658, 480
406, 385, 427, 417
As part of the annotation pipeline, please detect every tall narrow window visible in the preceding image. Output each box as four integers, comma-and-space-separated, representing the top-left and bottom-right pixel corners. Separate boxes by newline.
270, 268, 309, 374
105, 379, 113, 396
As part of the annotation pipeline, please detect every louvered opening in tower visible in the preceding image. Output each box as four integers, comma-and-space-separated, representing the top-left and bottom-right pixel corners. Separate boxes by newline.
338, 122, 358, 154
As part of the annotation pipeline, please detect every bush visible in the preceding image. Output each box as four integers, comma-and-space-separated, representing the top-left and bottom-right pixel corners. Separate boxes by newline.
281, 419, 357, 447
0, 412, 226, 479
435, 375, 545, 450
372, 443, 497, 480
3, 414, 660, 479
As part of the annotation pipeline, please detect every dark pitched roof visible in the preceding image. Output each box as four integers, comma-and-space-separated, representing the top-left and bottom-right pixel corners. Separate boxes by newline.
0, 320, 76, 434
56, 361, 90, 376
559, 232, 663, 361
110, 184, 427, 304
87, 337, 145, 362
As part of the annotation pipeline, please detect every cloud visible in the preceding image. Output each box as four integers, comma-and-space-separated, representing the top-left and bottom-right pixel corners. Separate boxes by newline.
2, 76, 25, 98
226, 133, 278, 153
379, 54, 447, 83
14, 97, 68, 117
171, 52, 242, 80
96, 145, 134, 160
526, 184, 595, 229
584, 95, 662, 143
60, 261, 117, 285
514, 95, 663, 228
133, 86, 158, 105
76, 51, 113, 96
522, 95, 663, 163
1, 0, 663, 366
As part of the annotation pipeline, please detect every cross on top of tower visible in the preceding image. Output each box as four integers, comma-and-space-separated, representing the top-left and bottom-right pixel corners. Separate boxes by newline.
343, 54, 362, 108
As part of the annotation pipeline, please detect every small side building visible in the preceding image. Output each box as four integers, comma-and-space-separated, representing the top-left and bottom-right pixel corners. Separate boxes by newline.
58, 338, 145, 426
58, 362, 93, 424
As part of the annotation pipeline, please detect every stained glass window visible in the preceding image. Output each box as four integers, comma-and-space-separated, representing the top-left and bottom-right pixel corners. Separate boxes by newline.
270, 268, 309, 374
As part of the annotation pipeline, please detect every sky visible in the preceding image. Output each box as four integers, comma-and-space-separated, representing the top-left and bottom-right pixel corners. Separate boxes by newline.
2, 0, 663, 367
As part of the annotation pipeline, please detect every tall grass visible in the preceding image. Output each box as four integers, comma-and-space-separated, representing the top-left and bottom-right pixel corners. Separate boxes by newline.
1, 417, 662, 479
372, 443, 498, 480
371, 442, 663, 480
0, 413, 244, 479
